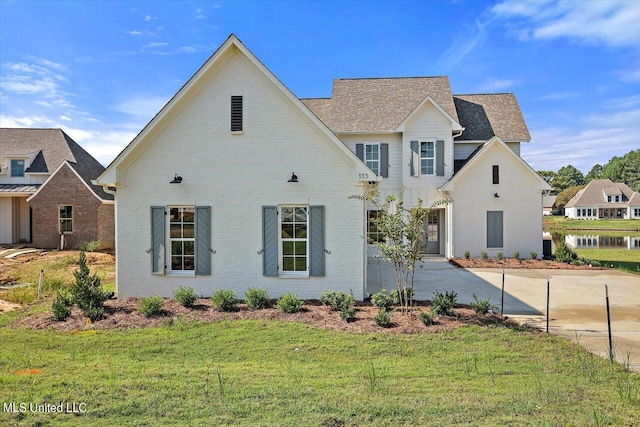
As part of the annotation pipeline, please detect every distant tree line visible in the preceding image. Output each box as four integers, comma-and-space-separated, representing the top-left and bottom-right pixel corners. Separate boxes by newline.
537, 149, 639, 213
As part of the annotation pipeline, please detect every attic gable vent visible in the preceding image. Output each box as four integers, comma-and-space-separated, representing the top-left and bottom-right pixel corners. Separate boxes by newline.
231, 95, 243, 132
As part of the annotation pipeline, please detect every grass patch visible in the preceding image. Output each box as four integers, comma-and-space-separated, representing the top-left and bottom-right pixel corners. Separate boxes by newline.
544, 216, 640, 231
0, 252, 114, 304
0, 317, 638, 426
574, 248, 640, 273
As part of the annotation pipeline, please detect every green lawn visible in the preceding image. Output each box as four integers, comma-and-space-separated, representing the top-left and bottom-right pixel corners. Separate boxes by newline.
1, 310, 639, 426
574, 248, 640, 273
544, 216, 640, 231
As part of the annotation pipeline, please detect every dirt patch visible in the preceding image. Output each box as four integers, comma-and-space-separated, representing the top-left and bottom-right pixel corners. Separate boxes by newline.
10, 298, 522, 334
449, 258, 605, 270
0, 299, 21, 313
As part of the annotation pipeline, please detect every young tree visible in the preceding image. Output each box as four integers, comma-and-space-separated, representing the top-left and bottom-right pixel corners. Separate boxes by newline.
70, 251, 112, 322
354, 191, 450, 314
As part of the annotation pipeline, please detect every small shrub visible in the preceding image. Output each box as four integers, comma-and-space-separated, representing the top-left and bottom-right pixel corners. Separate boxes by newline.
554, 240, 578, 263
374, 308, 391, 327
431, 290, 457, 316
471, 293, 492, 314
464, 250, 470, 260
371, 289, 394, 310
320, 289, 354, 312
496, 252, 503, 261
418, 309, 435, 326
139, 296, 164, 317
390, 288, 414, 305
277, 292, 303, 313
212, 290, 239, 312
481, 251, 488, 260
70, 251, 112, 322
52, 291, 72, 321
174, 286, 197, 308
513, 251, 520, 261
340, 305, 356, 323
530, 251, 538, 260
245, 287, 270, 310
79, 240, 101, 252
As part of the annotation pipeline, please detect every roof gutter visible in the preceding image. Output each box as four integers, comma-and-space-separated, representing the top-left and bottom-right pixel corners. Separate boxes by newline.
452, 127, 465, 139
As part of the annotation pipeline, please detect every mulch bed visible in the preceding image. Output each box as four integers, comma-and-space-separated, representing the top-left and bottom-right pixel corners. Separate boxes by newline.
10, 298, 522, 334
449, 258, 605, 270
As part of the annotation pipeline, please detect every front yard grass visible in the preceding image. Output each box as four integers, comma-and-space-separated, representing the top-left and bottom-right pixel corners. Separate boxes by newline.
1, 317, 639, 426
544, 216, 640, 231
574, 248, 640, 273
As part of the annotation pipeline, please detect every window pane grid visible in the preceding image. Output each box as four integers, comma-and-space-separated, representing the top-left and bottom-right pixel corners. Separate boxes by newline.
365, 144, 379, 176
11, 160, 24, 177
281, 206, 308, 272
420, 141, 435, 175
169, 207, 195, 271
59, 205, 72, 233
367, 210, 384, 243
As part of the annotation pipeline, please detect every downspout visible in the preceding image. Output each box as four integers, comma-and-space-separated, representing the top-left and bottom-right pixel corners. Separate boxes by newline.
101, 185, 118, 295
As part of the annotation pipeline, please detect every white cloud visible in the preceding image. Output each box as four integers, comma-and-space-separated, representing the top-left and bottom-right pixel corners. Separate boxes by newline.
617, 66, 640, 83
0, 61, 69, 100
435, 19, 488, 71
111, 95, 169, 121
522, 108, 640, 173
63, 128, 137, 166
477, 78, 520, 92
196, 8, 205, 19
178, 46, 196, 53
60, 115, 72, 121
145, 42, 168, 48
0, 114, 54, 127
492, 0, 640, 47
125, 30, 143, 36
144, 15, 156, 22
537, 91, 579, 100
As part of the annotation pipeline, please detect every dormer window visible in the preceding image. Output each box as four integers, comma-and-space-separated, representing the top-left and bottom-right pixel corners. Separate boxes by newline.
11, 159, 24, 177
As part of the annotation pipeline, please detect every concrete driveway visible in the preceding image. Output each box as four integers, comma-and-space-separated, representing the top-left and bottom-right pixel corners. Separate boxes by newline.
368, 258, 640, 371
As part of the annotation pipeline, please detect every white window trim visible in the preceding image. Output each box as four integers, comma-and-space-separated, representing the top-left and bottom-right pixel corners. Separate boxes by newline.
10, 158, 26, 177
167, 205, 196, 276
58, 205, 73, 234
363, 142, 380, 177
419, 140, 435, 176
366, 210, 383, 243
278, 205, 309, 277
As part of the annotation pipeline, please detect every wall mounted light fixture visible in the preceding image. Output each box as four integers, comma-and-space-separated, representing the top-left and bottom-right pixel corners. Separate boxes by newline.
287, 172, 298, 183
494, 192, 500, 198
170, 173, 183, 184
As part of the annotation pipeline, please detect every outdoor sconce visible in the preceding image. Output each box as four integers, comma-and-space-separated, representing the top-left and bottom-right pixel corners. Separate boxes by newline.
494, 192, 500, 198
287, 172, 298, 183
170, 173, 183, 184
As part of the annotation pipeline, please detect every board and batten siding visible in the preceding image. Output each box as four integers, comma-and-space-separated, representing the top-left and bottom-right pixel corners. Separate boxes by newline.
114, 48, 365, 299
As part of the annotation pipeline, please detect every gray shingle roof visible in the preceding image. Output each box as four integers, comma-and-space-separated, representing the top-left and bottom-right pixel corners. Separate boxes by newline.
453, 94, 531, 141
565, 179, 637, 208
0, 128, 113, 200
301, 77, 530, 142
302, 76, 458, 133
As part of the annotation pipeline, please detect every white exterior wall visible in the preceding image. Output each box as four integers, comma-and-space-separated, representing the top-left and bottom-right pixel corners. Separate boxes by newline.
0, 196, 30, 244
445, 141, 544, 258
402, 102, 454, 207
115, 50, 366, 300
565, 207, 577, 219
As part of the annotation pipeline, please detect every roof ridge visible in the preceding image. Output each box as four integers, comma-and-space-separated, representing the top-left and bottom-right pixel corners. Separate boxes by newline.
334, 76, 449, 81
454, 93, 515, 96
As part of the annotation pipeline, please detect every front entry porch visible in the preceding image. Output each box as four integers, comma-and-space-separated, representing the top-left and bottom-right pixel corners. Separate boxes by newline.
0, 196, 31, 244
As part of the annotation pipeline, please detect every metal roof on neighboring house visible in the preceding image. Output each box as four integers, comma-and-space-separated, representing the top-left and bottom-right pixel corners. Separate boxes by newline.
0, 128, 113, 200
565, 179, 637, 208
301, 77, 531, 142
0, 184, 41, 193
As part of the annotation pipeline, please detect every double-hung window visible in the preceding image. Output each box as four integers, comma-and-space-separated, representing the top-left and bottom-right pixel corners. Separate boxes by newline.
365, 144, 380, 176
11, 159, 24, 177
59, 205, 73, 233
169, 207, 195, 272
280, 206, 308, 273
367, 210, 384, 243
420, 141, 435, 175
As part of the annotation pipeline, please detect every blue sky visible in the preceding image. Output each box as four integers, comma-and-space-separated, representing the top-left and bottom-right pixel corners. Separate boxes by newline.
1, 0, 638, 173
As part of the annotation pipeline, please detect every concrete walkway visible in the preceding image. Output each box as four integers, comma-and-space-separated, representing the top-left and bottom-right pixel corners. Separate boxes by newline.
368, 258, 640, 371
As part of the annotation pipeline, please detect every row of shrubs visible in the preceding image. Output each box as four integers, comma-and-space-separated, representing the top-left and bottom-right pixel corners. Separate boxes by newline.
464, 250, 538, 261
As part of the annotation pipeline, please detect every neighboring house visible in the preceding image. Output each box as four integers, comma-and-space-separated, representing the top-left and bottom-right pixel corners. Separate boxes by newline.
0, 128, 114, 248
564, 179, 640, 220
96, 35, 550, 300
543, 194, 556, 216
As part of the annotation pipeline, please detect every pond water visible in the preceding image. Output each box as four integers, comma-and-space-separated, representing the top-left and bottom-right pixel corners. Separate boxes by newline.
548, 232, 640, 251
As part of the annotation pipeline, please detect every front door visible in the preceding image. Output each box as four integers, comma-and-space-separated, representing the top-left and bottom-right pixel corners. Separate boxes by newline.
425, 211, 439, 254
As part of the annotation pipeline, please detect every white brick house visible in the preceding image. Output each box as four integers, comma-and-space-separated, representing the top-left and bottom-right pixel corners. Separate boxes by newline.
97, 34, 550, 299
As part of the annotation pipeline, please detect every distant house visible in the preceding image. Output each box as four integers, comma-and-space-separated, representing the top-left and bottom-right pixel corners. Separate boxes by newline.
0, 128, 114, 248
96, 35, 550, 300
564, 179, 640, 219
543, 194, 556, 216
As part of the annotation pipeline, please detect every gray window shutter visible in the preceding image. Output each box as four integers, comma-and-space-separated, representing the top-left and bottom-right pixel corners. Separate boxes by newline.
436, 140, 445, 176
309, 205, 325, 276
262, 206, 278, 276
150, 206, 165, 275
410, 141, 419, 176
355, 143, 364, 161
195, 206, 211, 275
380, 143, 389, 177
487, 211, 503, 248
